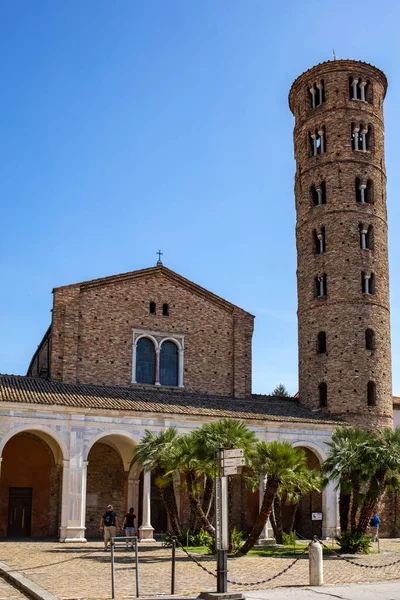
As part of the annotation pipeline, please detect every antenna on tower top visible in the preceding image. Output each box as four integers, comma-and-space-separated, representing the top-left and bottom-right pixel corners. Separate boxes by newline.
333, 49, 338, 60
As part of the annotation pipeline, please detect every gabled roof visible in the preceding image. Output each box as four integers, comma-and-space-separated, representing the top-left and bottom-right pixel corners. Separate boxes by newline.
0, 375, 343, 426
53, 265, 254, 316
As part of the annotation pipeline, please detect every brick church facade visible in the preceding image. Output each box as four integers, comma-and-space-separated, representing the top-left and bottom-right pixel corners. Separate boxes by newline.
1, 58, 399, 541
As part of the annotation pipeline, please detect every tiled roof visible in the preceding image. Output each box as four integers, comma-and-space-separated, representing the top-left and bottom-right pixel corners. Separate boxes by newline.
0, 375, 342, 426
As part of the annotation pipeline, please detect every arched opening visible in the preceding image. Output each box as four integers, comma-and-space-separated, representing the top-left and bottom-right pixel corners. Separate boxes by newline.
281, 447, 322, 539
85, 433, 136, 538
0, 431, 63, 537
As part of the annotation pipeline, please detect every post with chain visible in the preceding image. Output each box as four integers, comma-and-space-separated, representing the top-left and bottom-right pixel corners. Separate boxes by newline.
309, 537, 323, 585
217, 447, 228, 593
171, 536, 176, 595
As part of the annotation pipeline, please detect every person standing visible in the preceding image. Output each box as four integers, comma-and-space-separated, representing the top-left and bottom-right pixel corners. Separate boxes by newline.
370, 513, 381, 542
100, 504, 119, 551
123, 507, 137, 548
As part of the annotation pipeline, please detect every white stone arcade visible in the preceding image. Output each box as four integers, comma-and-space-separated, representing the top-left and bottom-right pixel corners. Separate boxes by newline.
0, 404, 339, 541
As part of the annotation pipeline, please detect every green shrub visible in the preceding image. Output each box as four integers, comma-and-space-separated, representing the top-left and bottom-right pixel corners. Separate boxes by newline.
336, 531, 371, 554
282, 532, 297, 546
231, 527, 244, 553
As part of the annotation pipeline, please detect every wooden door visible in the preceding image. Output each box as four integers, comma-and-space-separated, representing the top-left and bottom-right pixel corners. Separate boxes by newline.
8, 488, 32, 537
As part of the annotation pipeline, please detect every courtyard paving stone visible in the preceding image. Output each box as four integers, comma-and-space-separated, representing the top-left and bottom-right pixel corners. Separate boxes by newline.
0, 539, 399, 600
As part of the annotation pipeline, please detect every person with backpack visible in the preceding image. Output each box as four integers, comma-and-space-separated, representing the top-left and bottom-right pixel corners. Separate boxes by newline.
99, 504, 119, 550
369, 512, 381, 541
123, 507, 137, 549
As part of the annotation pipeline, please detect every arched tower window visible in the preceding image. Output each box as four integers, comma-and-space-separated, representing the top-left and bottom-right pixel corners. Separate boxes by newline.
360, 224, 373, 250
365, 329, 375, 351
314, 227, 326, 254
356, 178, 373, 204
349, 77, 369, 102
311, 182, 326, 206
317, 332, 327, 353
362, 272, 375, 295
136, 338, 156, 384
149, 301, 156, 314
316, 274, 327, 297
319, 383, 327, 407
160, 341, 179, 387
367, 381, 376, 406
162, 303, 169, 316
309, 127, 326, 156
309, 80, 325, 108
352, 123, 371, 151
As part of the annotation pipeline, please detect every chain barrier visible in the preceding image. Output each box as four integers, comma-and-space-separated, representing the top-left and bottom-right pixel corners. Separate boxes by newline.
317, 537, 400, 569
226, 542, 310, 587
175, 541, 217, 578
176, 539, 310, 587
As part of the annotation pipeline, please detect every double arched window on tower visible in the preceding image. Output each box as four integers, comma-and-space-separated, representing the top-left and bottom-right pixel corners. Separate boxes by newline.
134, 334, 183, 387
349, 77, 370, 102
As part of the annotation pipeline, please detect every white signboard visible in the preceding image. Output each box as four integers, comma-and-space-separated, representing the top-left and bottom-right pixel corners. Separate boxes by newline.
223, 449, 244, 459
312, 512, 323, 521
222, 466, 239, 476
223, 457, 246, 467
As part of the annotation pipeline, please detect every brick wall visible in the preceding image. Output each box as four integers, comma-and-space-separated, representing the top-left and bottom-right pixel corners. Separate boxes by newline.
289, 60, 393, 428
49, 267, 254, 397
85, 443, 126, 538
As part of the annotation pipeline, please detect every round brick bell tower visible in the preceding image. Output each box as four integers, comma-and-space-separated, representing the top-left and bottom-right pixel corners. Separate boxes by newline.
289, 60, 393, 429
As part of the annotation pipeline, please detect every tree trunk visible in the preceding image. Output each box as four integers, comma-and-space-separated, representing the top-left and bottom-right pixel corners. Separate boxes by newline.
273, 497, 283, 544
350, 481, 361, 533
162, 480, 182, 536
339, 485, 351, 531
356, 468, 387, 535
240, 479, 279, 555
269, 502, 278, 539
186, 472, 215, 536
202, 475, 214, 518
287, 502, 299, 534
154, 467, 182, 536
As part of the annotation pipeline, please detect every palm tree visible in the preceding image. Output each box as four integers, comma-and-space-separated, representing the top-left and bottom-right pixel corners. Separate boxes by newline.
134, 428, 182, 535
322, 427, 368, 532
356, 428, 400, 534
240, 441, 309, 554
167, 433, 215, 536
193, 419, 257, 547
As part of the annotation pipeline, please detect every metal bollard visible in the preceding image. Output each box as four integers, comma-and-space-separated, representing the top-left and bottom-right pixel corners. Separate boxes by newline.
171, 537, 176, 595
309, 538, 323, 586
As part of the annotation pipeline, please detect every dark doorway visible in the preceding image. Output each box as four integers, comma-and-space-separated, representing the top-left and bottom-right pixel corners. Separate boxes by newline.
8, 488, 32, 537
138, 472, 168, 535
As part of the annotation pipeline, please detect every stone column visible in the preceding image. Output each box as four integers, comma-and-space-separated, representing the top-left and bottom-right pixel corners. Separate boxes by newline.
155, 349, 161, 386
257, 474, 275, 545
59, 459, 88, 542
139, 470, 155, 541
132, 342, 137, 383
178, 349, 184, 387
322, 479, 339, 538
127, 475, 140, 515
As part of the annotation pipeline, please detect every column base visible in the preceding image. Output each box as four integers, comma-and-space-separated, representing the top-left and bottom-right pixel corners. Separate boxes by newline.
256, 537, 276, 547
59, 526, 87, 543
322, 527, 339, 539
139, 525, 155, 541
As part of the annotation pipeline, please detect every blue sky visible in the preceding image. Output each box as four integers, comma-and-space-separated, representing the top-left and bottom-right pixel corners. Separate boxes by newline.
1, 0, 400, 395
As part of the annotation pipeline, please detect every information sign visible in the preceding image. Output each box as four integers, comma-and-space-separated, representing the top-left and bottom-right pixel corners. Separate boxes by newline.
312, 512, 323, 521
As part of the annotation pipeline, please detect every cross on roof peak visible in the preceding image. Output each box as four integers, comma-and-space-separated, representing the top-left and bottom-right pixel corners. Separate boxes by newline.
156, 249, 163, 266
